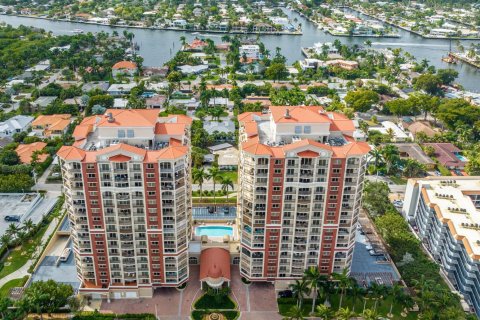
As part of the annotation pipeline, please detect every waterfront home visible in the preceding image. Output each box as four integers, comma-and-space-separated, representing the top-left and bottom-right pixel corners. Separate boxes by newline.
313, 42, 339, 55
172, 19, 187, 27
429, 28, 457, 37
325, 59, 359, 70
112, 61, 138, 77
0, 115, 34, 138
239, 45, 261, 59
184, 39, 208, 51
299, 59, 321, 71
15, 142, 48, 164
143, 66, 169, 77
177, 65, 209, 75
31, 114, 72, 138
107, 83, 137, 96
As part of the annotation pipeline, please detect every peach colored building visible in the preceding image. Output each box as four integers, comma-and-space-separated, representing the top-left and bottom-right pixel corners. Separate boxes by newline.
57, 109, 192, 299
16, 142, 48, 164
237, 106, 370, 283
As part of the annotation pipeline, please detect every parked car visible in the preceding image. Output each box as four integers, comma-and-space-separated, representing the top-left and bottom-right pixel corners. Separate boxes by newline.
365, 244, 373, 251
393, 200, 403, 208
4, 215, 20, 222
454, 169, 463, 176
278, 290, 293, 298
369, 249, 384, 256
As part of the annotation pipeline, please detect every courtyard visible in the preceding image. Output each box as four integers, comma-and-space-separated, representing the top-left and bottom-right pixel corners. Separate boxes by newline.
100, 265, 280, 320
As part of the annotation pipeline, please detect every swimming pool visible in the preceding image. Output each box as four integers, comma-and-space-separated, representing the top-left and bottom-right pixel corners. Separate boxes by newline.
195, 225, 233, 237
455, 153, 468, 162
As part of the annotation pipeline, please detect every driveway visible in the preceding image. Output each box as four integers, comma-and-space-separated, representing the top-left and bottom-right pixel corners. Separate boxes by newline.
230, 266, 281, 320
101, 265, 201, 319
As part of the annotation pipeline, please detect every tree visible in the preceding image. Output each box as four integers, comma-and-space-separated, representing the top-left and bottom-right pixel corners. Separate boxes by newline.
265, 63, 288, 82
20, 280, 74, 316
362, 309, 381, 320
436, 98, 480, 130
413, 74, 443, 96
0, 150, 20, 166
192, 167, 208, 202
303, 266, 322, 315
403, 159, 426, 178
436, 69, 458, 86
388, 284, 404, 317
0, 234, 12, 255
344, 90, 379, 113
22, 218, 35, 235
362, 181, 392, 217
6, 223, 19, 238
332, 268, 351, 310
167, 71, 183, 91
384, 98, 419, 118
208, 166, 221, 207
380, 144, 400, 174
220, 176, 234, 202
289, 279, 310, 309
349, 283, 364, 313
316, 304, 333, 320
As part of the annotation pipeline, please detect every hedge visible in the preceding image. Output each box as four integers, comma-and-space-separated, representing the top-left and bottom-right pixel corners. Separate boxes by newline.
73, 313, 156, 320
191, 310, 239, 320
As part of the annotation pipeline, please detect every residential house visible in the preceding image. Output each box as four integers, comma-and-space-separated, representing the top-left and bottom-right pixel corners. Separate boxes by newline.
107, 83, 137, 96
32, 96, 57, 111
389, 143, 436, 170
112, 61, 138, 77
424, 143, 467, 169
146, 95, 167, 109
15, 142, 48, 164
31, 114, 72, 138
0, 115, 34, 138
239, 45, 261, 59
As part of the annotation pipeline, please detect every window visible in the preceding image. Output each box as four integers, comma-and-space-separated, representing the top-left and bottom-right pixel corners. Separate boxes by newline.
304, 126, 311, 134
87, 164, 94, 169
274, 169, 282, 174
147, 164, 154, 169
294, 126, 302, 134
127, 129, 134, 138
118, 130, 125, 138
274, 159, 282, 165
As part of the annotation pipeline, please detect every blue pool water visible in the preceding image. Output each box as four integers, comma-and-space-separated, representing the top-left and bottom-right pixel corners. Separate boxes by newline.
455, 153, 468, 162
195, 226, 233, 237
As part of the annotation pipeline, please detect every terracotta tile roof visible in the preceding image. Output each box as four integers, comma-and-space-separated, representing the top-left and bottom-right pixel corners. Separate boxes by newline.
109, 154, 132, 162
155, 123, 187, 135
32, 114, 71, 127
91, 109, 159, 127
16, 142, 48, 164
270, 106, 329, 123
199, 248, 231, 281
57, 145, 86, 161
112, 61, 137, 70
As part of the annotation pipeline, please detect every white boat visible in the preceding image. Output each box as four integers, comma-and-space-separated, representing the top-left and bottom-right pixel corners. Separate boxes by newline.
72, 29, 84, 34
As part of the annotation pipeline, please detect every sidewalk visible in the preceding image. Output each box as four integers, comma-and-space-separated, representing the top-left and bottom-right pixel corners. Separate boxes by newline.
0, 215, 60, 288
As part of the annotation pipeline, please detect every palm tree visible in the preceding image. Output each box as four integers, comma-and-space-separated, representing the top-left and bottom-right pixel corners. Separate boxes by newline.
0, 234, 12, 255
23, 218, 35, 235
179, 35, 186, 47
379, 144, 400, 175
349, 283, 364, 313
336, 307, 356, 320
332, 268, 351, 310
368, 149, 383, 176
208, 166, 221, 207
369, 283, 386, 312
289, 279, 310, 309
303, 266, 322, 315
192, 167, 207, 202
285, 305, 304, 320
316, 304, 333, 320
220, 176, 234, 202
6, 223, 19, 238
388, 284, 403, 317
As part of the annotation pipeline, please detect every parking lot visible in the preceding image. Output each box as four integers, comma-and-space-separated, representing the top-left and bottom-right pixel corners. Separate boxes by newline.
351, 224, 401, 287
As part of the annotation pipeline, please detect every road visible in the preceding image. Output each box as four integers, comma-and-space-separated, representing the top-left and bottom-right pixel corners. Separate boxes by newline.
365, 175, 407, 194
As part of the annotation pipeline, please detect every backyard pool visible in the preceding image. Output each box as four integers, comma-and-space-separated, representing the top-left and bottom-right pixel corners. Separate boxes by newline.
455, 153, 468, 162
195, 225, 233, 237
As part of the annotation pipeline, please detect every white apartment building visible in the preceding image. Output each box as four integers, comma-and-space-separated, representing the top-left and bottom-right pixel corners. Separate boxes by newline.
403, 177, 480, 316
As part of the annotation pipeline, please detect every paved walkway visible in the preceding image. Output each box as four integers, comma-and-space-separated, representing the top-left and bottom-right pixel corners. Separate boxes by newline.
0, 216, 60, 288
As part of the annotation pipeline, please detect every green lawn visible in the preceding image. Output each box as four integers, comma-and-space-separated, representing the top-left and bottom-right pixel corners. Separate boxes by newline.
194, 294, 236, 310
0, 277, 28, 297
389, 176, 407, 185
219, 171, 238, 183
278, 295, 418, 320
0, 223, 49, 279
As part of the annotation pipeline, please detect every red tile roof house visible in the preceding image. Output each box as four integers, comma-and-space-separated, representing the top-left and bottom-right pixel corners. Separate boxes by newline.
111, 61, 138, 77
424, 143, 467, 169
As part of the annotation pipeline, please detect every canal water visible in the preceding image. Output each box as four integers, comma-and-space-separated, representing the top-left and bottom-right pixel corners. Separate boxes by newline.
1, 9, 479, 91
